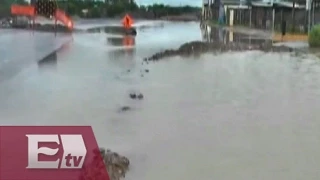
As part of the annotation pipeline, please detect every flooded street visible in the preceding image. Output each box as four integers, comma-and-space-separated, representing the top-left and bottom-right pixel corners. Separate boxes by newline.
1, 21, 320, 179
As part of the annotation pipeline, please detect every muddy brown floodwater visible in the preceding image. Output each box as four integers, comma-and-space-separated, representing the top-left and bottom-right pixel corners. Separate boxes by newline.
1, 21, 320, 180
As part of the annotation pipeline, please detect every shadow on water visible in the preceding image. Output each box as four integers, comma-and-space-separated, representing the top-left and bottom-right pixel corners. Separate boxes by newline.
108, 48, 136, 59
106, 36, 136, 68
0, 41, 70, 83
200, 24, 272, 46
107, 36, 135, 47
87, 26, 128, 35
37, 40, 72, 72
37, 51, 57, 71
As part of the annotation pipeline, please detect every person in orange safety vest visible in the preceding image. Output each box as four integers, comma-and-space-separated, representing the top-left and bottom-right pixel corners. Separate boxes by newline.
122, 14, 133, 29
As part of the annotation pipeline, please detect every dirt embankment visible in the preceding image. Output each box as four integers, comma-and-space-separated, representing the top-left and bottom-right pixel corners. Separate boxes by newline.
159, 14, 199, 21
144, 41, 296, 61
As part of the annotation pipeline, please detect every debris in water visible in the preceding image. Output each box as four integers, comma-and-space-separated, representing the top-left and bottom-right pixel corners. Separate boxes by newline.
120, 106, 131, 112
137, 93, 144, 100
129, 92, 144, 100
129, 93, 137, 99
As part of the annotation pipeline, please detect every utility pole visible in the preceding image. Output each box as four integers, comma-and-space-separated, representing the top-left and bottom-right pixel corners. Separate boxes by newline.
306, 0, 312, 33
271, 0, 275, 37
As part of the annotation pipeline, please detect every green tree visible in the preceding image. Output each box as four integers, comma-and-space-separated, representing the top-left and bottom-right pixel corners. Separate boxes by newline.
309, 25, 320, 47
0, 0, 28, 17
1, 0, 200, 19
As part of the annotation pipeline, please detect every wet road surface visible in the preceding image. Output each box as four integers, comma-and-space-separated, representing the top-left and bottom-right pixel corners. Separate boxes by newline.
1, 21, 320, 180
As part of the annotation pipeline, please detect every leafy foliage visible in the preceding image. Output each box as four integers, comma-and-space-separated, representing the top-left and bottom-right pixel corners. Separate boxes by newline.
309, 25, 320, 47
0, 0, 28, 17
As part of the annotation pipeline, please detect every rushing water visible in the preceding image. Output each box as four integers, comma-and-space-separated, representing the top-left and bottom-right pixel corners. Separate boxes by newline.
1, 21, 320, 180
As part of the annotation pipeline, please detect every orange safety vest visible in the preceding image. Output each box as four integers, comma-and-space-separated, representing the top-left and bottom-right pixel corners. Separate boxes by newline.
122, 14, 133, 29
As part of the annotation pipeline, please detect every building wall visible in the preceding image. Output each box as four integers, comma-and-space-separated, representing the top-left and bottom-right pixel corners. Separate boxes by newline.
274, 8, 307, 33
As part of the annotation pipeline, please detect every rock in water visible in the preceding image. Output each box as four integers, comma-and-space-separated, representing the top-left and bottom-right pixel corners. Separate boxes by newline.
81, 148, 130, 180
104, 149, 130, 180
